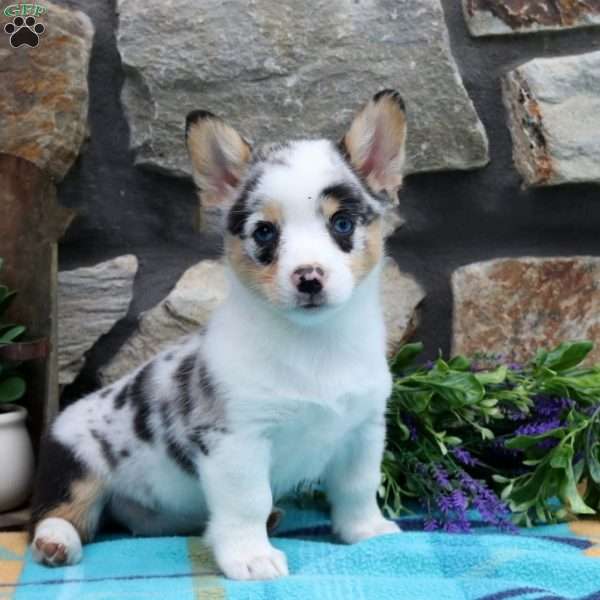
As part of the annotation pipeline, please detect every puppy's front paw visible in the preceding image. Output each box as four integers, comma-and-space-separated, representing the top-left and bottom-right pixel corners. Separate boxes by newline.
31, 518, 83, 566
214, 542, 288, 580
336, 516, 401, 544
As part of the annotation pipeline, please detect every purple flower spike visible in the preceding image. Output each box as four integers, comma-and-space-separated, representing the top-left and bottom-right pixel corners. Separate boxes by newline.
424, 518, 439, 532
452, 447, 478, 466
432, 465, 452, 490
533, 396, 574, 418
436, 494, 453, 515
451, 489, 468, 511
515, 419, 561, 437
458, 471, 513, 530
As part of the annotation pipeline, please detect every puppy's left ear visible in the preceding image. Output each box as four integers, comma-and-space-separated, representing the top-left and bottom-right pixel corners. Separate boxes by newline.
340, 90, 407, 197
185, 110, 252, 229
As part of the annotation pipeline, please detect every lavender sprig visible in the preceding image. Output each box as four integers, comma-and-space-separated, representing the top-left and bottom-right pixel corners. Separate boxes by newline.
383, 340, 600, 530
515, 419, 562, 437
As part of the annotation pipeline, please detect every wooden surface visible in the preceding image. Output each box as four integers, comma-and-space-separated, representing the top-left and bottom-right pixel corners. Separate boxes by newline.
0, 154, 74, 454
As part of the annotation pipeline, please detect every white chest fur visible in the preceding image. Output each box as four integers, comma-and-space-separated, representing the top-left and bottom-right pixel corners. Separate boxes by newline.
204, 264, 391, 499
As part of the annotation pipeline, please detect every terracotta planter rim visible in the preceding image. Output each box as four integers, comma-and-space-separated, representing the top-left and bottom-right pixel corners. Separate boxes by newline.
0, 338, 49, 361
0, 404, 27, 426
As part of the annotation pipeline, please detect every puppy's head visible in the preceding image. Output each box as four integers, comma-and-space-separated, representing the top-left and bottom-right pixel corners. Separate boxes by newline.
185, 91, 407, 322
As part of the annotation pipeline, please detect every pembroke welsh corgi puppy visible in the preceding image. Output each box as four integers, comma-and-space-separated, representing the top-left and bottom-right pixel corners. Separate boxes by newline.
30, 89, 407, 580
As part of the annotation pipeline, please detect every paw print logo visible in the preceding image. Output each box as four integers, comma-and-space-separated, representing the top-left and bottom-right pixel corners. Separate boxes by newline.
4, 16, 45, 48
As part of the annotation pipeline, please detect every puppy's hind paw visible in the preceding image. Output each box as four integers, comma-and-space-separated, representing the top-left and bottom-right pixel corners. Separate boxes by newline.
31, 518, 83, 567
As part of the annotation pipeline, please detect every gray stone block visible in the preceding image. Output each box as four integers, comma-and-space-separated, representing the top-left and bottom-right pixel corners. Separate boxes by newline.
58, 255, 138, 384
463, 0, 600, 37
503, 50, 600, 187
116, 0, 488, 182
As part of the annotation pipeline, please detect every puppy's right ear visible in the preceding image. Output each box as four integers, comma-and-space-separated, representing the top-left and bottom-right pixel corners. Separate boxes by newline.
185, 111, 252, 228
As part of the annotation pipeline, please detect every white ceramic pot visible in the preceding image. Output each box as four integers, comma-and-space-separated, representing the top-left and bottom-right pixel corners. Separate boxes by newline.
0, 404, 34, 513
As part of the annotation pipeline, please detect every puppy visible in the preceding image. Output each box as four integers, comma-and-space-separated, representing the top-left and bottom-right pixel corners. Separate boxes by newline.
30, 90, 407, 580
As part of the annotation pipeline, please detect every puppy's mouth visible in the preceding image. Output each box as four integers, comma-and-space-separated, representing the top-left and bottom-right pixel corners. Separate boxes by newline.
296, 294, 327, 310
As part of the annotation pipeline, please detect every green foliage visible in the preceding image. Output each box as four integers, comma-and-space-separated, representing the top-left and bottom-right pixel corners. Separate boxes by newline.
0, 258, 26, 405
382, 340, 600, 528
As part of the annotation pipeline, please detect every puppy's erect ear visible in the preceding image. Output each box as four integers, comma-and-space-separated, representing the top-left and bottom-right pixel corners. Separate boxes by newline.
341, 90, 407, 197
185, 111, 252, 229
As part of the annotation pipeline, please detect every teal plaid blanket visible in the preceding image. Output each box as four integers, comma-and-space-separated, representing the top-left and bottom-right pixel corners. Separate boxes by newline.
2, 507, 600, 599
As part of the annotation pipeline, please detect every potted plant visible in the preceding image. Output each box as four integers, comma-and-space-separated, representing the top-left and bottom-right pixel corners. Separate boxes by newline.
0, 258, 35, 513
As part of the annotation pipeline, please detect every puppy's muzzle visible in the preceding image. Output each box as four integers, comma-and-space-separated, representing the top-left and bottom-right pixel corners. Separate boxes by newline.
292, 264, 327, 308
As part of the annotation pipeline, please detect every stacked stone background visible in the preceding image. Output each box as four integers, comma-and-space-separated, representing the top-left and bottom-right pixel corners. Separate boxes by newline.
1, 0, 599, 400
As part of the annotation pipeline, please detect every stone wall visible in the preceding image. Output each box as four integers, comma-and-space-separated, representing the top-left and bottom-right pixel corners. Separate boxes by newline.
6, 0, 597, 402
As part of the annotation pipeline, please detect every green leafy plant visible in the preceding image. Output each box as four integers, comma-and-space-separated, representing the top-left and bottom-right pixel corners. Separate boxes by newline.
0, 258, 26, 405
381, 340, 600, 530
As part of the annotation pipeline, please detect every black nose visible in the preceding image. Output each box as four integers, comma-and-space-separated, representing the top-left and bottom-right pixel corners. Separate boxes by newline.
297, 277, 323, 296
292, 265, 325, 296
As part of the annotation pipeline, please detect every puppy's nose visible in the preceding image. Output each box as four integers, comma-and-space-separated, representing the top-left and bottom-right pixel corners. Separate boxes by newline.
292, 264, 325, 295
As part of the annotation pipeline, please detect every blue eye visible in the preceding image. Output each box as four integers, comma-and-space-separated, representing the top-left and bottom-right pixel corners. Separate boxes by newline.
331, 213, 355, 236
253, 222, 277, 245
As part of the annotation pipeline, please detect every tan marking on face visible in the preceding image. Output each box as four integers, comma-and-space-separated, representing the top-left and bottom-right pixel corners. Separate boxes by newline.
226, 235, 280, 304
321, 196, 342, 220
350, 218, 384, 282
39, 477, 105, 542
262, 200, 283, 225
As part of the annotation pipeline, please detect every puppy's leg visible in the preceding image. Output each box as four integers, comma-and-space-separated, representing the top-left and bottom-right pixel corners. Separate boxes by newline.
324, 415, 400, 544
201, 435, 288, 581
30, 435, 107, 566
